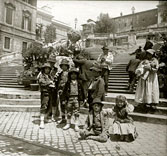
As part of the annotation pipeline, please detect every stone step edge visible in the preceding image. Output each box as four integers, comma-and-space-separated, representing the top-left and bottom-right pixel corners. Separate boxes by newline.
80, 108, 167, 119
0, 105, 167, 120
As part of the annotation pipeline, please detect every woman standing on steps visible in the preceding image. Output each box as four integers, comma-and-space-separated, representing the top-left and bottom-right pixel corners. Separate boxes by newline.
135, 49, 159, 113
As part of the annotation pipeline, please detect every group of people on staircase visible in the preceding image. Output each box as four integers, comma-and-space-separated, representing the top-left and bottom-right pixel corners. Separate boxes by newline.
127, 36, 167, 113
37, 45, 138, 143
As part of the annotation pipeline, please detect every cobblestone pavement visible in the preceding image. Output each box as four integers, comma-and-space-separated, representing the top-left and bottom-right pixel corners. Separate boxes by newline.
0, 134, 70, 156
0, 111, 166, 156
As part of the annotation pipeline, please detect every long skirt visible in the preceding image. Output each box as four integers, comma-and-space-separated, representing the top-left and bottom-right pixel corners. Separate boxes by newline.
112, 121, 138, 140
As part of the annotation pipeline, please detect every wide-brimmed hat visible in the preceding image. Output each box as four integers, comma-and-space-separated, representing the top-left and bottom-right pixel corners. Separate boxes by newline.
92, 98, 103, 106
101, 46, 109, 50
146, 49, 155, 55
68, 67, 79, 75
90, 62, 102, 72
60, 59, 69, 68
41, 63, 51, 69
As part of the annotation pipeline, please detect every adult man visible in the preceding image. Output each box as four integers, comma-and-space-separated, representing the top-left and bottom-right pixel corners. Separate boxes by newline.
73, 53, 94, 102
97, 46, 113, 92
143, 37, 153, 51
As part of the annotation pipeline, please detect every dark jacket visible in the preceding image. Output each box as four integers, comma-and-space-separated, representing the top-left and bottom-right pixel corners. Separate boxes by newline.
61, 80, 85, 102
126, 59, 140, 72
73, 59, 94, 81
144, 41, 153, 51
84, 109, 113, 135
38, 73, 53, 92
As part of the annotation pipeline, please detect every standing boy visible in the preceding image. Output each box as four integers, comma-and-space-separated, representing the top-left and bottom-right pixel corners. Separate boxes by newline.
38, 63, 55, 129
57, 59, 70, 124
61, 68, 85, 131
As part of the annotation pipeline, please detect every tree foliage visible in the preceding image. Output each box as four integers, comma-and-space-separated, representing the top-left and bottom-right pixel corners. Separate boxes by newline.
94, 13, 115, 33
44, 24, 56, 44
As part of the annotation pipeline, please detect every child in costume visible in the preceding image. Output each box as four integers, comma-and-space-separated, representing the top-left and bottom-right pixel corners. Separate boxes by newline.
79, 98, 113, 142
56, 59, 70, 124
38, 63, 55, 129
112, 95, 138, 142
61, 67, 85, 131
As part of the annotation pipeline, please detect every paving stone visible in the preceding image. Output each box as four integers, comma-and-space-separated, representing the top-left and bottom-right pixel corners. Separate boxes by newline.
0, 112, 166, 156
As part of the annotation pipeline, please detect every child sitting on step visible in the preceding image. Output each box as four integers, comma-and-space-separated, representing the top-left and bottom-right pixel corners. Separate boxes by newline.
111, 95, 138, 142
79, 98, 113, 142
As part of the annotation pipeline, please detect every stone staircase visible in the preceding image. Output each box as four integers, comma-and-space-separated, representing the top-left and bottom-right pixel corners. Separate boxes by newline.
0, 59, 24, 88
108, 63, 132, 94
0, 57, 167, 125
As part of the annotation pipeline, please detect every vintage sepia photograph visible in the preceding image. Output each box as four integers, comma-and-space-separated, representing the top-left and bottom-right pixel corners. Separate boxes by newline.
0, 0, 166, 155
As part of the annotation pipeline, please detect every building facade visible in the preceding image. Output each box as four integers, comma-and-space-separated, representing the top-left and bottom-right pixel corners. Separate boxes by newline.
0, 0, 37, 56
36, 6, 71, 42
82, 1, 167, 47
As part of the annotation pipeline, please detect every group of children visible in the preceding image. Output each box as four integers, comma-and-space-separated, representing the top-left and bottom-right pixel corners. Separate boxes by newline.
38, 58, 138, 143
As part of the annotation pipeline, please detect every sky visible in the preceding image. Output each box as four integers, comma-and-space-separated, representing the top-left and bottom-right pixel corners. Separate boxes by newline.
37, 0, 159, 30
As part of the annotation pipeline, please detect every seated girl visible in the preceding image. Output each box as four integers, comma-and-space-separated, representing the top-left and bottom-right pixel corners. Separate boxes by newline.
111, 95, 138, 142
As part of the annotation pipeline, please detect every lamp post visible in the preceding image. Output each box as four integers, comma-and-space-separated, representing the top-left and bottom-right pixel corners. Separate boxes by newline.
74, 18, 78, 29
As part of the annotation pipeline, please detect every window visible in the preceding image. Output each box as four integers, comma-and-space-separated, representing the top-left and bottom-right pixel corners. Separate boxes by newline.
4, 37, 11, 50
22, 42, 27, 52
5, 3, 15, 25
22, 10, 31, 31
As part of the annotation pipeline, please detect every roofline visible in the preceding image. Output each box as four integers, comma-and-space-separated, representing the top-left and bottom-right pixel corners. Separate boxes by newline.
37, 8, 54, 18
113, 8, 157, 20
52, 19, 71, 29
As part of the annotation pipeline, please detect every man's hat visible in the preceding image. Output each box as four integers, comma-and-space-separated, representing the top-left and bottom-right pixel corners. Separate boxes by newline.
90, 62, 102, 72
101, 46, 109, 50
146, 49, 155, 55
92, 98, 103, 106
68, 67, 79, 75
60, 59, 69, 68
41, 63, 51, 69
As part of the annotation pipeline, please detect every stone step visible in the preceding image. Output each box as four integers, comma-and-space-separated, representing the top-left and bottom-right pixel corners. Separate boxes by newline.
108, 80, 128, 83
108, 89, 135, 94
0, 76, 17, 78
109, 77, 129, 80
0, 82, 18, 85
105, 93, 167, 107
0, 89, 40, 99
110, 71, 127, 73
109, 73, 128, 75
108, 83, 128, 86
108, 85, 129, 90
0, 84, 24, 88
0, 80, 17, 83
0, 104, 39, 112
0, 73, 17, 76
80, 107, 167, 125
109, 75, 129, 78
0, 77, 17, 80
0, 98, 40, 105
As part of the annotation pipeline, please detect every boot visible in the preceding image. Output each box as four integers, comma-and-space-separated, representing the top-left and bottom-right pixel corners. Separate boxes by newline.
39, 114, 45, 129
74, 117, 80, 132
63, 119, 71, 130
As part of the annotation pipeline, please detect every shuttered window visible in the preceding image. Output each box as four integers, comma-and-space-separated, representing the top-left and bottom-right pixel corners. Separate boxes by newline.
6, 7, 13, 25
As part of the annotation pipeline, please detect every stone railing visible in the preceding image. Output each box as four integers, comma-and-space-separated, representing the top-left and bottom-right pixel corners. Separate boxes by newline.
0, 52, 22, 64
